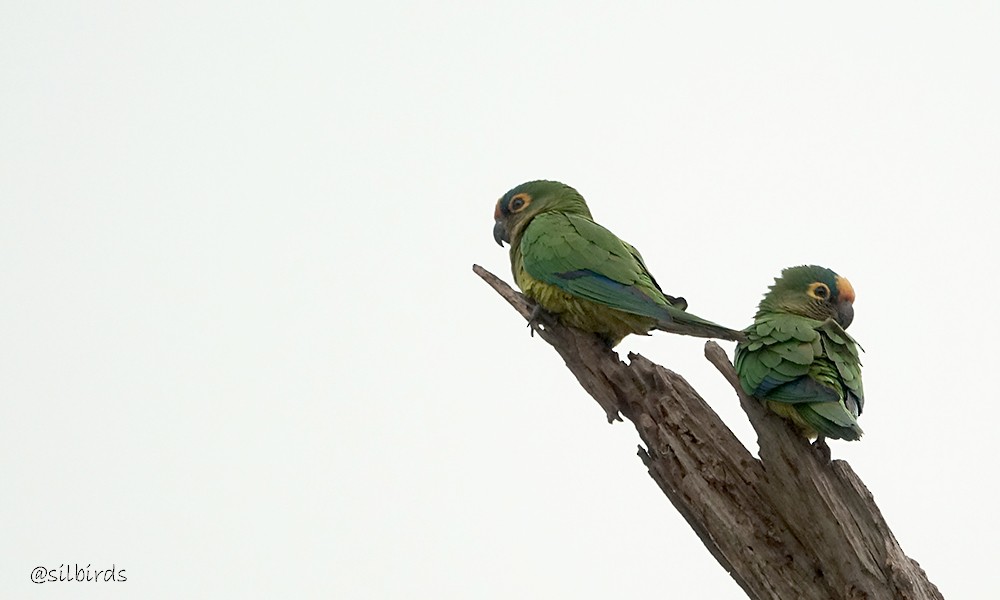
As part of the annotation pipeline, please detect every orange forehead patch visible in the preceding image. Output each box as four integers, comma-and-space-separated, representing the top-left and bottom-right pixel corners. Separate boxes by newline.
836, 275, 855, 303
493, 200, 502, 220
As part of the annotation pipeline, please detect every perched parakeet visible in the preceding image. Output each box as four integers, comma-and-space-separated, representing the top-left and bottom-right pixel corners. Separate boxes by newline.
734, 265, 864, 441
492, 180, 744, 347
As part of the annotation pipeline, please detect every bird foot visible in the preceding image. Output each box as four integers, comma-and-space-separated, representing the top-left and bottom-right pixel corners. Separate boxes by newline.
812, 436, 831, 463
526, 303, 554, 337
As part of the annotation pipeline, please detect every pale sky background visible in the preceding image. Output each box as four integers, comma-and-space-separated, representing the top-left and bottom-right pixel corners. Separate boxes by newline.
2, 2, 998, 598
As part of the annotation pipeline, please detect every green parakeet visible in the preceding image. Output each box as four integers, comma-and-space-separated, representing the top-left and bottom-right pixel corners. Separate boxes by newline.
492, 180, 744, 347
734, 265, 864, 441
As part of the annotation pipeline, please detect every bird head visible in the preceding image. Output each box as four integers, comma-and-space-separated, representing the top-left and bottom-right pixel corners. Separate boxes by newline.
493, 180, 592, 248
758, 265, 856, 328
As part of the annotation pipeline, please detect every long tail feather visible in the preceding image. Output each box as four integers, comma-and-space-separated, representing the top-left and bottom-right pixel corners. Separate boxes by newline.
655, 320, 747, 342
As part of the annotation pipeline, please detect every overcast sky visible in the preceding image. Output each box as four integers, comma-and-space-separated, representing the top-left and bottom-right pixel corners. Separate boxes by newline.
2, 2, 997, 598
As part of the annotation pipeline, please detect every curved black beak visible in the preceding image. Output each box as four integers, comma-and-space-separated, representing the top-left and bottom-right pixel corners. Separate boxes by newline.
493, 220, 509, 247
835, 301, 854, 329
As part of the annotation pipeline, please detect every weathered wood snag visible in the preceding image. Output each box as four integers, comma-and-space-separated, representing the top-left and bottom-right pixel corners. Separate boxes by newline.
474, 264, 943, 600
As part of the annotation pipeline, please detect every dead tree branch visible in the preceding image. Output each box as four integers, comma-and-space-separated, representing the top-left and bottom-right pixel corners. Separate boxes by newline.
474, 264, 942, 600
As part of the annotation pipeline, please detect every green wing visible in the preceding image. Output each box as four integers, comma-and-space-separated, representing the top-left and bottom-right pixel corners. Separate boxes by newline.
817, 319, 865, 414
621, 240, 688, 310
735, 313, 864, 440
519, 212, 677, 321
735, 313, 824, 397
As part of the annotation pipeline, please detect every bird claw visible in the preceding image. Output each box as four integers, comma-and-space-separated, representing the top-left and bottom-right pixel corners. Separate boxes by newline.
812, 436, 832, 463
526, 303, 553, 337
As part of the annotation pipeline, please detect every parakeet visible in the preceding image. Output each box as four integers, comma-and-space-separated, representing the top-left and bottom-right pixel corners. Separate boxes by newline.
734, 265, 864, 441
492, 180, 744, 347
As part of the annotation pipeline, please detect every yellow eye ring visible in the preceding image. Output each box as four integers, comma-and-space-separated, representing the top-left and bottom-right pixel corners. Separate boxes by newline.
806, 282, 831, 301
509, 193, 531, 212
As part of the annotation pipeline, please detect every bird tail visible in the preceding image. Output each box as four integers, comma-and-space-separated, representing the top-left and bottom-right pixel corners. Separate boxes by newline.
797, 402, 864, 441
655, 306, 747, 342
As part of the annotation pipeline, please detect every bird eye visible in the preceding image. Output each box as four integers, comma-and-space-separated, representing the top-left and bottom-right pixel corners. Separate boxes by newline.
808, 282, 830, 300
509, 194, 530, 212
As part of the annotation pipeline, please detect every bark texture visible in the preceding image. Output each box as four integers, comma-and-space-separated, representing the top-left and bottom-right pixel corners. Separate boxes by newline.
474, 264, 943, 600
